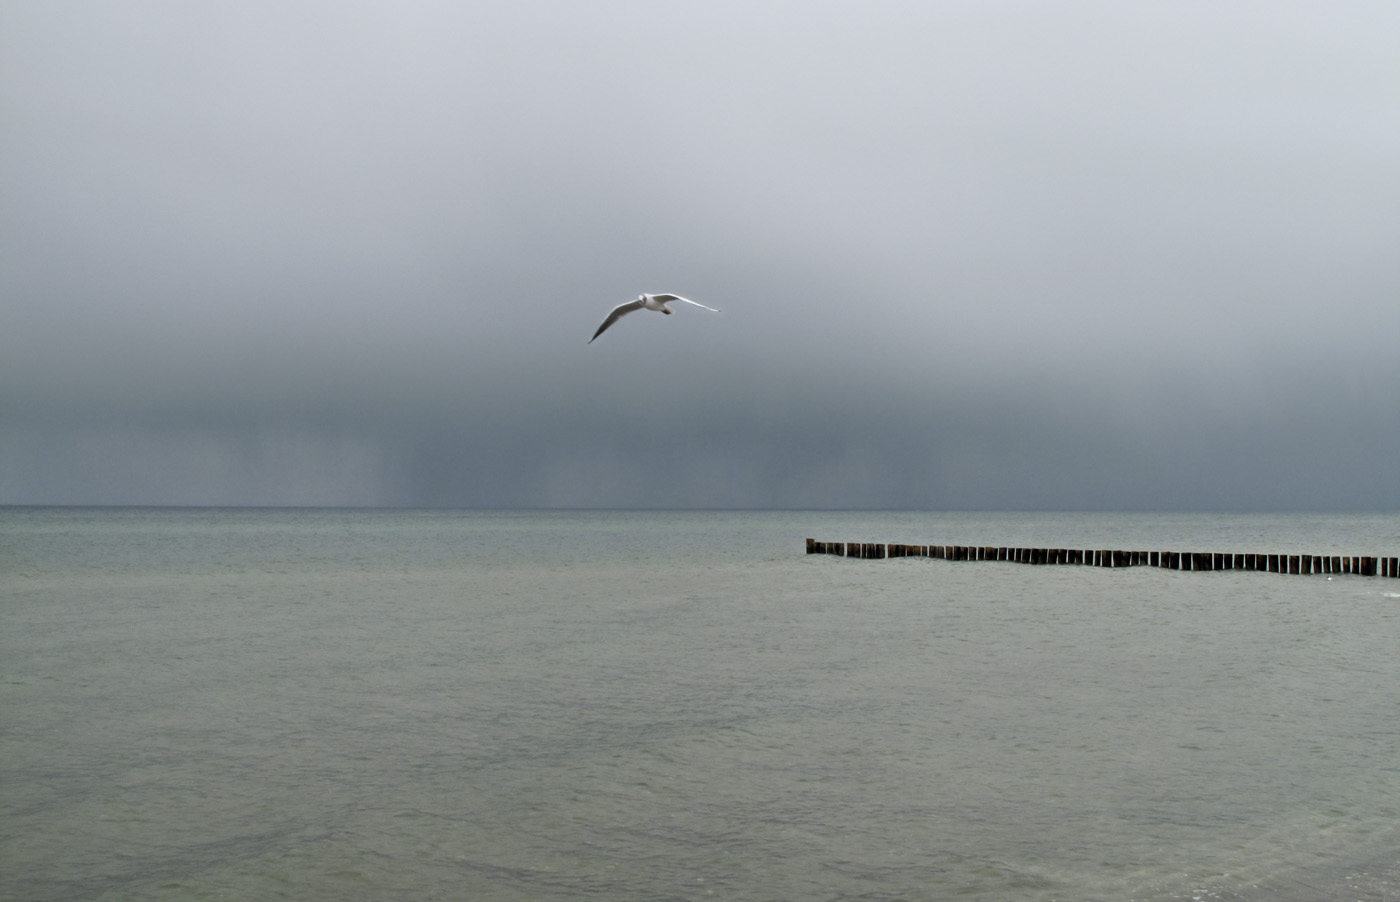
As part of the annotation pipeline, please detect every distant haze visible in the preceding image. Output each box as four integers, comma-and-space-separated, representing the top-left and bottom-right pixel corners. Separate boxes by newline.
3, 2, 1398, 509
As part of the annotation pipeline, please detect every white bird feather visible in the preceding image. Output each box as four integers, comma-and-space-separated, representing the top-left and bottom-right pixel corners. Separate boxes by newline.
589, 293, 719, 343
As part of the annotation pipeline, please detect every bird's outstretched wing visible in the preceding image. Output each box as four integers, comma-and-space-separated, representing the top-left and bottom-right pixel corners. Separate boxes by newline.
652, 293, 720, 313
589, 299, 645, 343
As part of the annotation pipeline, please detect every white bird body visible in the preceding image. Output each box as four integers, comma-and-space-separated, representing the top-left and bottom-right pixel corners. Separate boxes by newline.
589, 293, 719, 343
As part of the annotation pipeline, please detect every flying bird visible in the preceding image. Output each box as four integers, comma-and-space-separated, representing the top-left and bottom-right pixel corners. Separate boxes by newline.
589, 293, 719, 343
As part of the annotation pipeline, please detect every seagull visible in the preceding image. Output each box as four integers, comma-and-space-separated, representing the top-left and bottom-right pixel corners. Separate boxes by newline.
589, 293, 719, 343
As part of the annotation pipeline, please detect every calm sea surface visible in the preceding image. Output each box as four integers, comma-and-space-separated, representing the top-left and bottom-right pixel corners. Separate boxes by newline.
3, 508, 1398, 901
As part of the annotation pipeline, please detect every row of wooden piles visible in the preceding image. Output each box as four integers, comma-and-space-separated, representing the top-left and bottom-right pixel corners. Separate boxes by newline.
805, 539, 1400, 577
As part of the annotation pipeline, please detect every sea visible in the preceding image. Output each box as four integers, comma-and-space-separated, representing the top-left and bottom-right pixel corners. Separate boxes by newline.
3, 507, 1398, 902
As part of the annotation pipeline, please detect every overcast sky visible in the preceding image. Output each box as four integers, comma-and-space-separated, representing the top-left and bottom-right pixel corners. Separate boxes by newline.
3, 1, 1397, 509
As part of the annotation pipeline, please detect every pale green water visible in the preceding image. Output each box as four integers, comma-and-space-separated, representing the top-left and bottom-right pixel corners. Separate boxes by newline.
2, 508, 1398, 901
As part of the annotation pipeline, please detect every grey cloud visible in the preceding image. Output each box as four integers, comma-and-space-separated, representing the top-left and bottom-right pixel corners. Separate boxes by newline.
3, 1, 1398, 508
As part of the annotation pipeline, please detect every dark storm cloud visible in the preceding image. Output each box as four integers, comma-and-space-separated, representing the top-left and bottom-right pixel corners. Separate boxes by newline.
3, 1, 1398, 508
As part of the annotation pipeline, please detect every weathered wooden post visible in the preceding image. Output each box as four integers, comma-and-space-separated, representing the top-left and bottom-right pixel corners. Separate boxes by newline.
807, 536, 1395, 579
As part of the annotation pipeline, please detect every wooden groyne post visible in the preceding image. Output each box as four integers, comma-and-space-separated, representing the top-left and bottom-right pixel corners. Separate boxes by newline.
806, 539, 1399, 578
